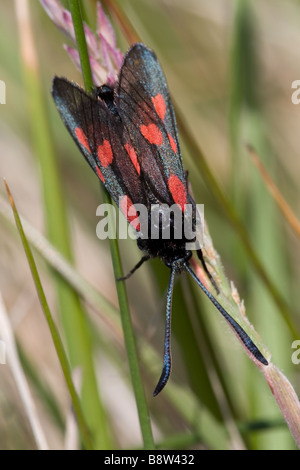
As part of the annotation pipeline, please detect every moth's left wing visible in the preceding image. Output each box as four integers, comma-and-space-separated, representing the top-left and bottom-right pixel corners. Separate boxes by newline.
52, 77, 146, 230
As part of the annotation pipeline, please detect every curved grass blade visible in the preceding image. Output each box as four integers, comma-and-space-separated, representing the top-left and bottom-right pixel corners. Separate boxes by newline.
4, 179, 94, 450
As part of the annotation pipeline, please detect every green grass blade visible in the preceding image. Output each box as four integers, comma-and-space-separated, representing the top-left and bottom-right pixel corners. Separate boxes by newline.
4, 179, 93, 450
68, 0, 155, 449
103, 191, 155, 450
69, 0, 93, 92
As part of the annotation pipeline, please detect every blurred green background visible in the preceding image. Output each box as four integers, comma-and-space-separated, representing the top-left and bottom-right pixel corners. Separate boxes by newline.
0, 0, 299, 450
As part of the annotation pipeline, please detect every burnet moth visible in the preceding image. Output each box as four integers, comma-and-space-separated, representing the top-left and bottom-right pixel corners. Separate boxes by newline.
52, 43, 268, 396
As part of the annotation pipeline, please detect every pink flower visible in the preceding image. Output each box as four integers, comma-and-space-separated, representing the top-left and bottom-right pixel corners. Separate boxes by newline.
40, 0, 123, 86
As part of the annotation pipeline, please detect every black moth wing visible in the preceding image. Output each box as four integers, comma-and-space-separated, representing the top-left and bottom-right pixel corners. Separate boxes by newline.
51, 77, 147, 214
117, 43, 189, 207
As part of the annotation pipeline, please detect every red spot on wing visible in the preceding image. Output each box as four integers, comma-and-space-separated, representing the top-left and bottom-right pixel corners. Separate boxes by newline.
97, 140, 113, 167
140, 123, 163, 146
168, 174, 187, 212
125, 142, 140, 175
152, 93, 166, 121
75, 127, 91, 153
120, 195, 140, 231
168, 133, 177, 153
95, 165, 104, 183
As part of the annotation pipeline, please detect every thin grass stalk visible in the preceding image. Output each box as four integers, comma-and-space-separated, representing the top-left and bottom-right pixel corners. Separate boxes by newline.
68, 0, 155, 449
104, 191, 155, 450
69, 0, 93, 92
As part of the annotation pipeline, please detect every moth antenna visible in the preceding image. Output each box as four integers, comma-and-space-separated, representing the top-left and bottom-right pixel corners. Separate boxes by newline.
185, 263, 268, 366
117, 255, 150, 281
153, 266, 176, 397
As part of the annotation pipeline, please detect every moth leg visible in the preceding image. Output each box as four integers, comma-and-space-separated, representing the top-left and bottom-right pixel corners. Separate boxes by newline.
196, 249, 220, 294
117, 255, 151, 281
